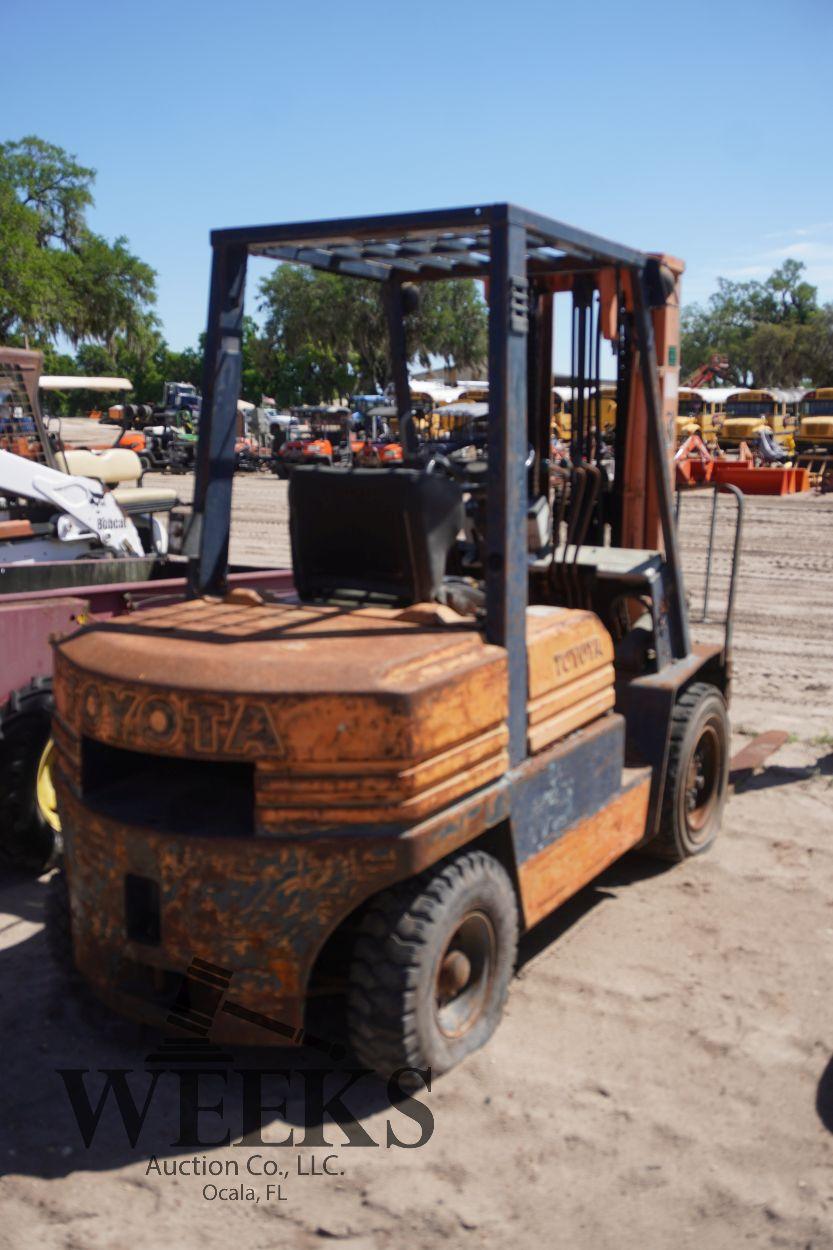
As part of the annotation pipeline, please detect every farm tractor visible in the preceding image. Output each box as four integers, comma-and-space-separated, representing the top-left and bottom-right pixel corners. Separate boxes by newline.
51, 205, 737, 1079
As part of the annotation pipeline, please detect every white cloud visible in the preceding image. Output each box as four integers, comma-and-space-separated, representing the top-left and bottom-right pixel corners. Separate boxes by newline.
721, 264, 768, 278
686, 226, 833, 305
759, 237, 833, 293
764, 221, 833, 240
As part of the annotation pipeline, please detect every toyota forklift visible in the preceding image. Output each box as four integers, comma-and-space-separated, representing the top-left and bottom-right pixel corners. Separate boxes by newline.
51, 204, 734, 1079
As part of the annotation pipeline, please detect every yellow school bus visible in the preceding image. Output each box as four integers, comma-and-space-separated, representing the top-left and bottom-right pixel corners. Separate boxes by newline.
551, 384, 616, 444
796, 388, 833, 449
675, 387, 731, 441
720, 388, 791, 447
455, 380, 489, 403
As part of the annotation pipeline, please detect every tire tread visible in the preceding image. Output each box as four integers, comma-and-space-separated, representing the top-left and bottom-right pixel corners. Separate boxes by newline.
346, 849, 518, 1078
649, 681, 727, 862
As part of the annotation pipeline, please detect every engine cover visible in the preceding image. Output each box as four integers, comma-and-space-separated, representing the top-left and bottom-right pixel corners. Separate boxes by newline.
54, 598, 614, 833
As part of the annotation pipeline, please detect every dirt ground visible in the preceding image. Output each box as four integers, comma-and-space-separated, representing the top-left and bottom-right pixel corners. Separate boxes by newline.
2, 458, 832, 1249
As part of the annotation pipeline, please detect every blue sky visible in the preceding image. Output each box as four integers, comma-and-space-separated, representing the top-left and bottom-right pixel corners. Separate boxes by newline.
5, 0, 832, 349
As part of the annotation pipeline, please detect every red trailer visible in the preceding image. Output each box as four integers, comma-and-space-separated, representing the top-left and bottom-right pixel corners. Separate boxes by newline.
0, 568, 293, 871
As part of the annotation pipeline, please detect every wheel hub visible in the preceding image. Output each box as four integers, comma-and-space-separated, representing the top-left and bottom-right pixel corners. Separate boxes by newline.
685, 722, 720, 840
438, 950, 472, 1000
434, 911, 496, 1039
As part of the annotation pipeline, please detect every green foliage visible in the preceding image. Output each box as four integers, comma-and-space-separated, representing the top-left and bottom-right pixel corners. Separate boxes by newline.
258, 267, 384, 396
681, 260, 833, 387
0, 135, 156, 351
63, 233, 157, 351
257, 266, 488, 400
0, 178, 59, 340
0, 135, 94, 249
2, 137, 489, 411
415, 279, 488, 374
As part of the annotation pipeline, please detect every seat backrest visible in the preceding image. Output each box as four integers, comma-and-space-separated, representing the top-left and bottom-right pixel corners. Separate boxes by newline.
289, 466, 464, 604
57, 447, 141, 485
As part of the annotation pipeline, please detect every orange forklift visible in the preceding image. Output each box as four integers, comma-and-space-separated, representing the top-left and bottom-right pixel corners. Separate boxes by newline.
51, 204, 734, 1079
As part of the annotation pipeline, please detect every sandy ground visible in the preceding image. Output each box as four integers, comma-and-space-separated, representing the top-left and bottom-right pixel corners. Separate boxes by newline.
2, 443, 832, 1249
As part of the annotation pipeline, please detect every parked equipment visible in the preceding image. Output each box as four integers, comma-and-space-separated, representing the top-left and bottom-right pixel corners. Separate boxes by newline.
796, 388, 833, 455
162, 381, 200, 416
352, 406, 404, 466
1, 447, 145, 559
103, 381, 200, 426
684, 354, 729, 388
719, 388, 794, 448
101, 380, 200, 474
128, 419, 198, 475
273, 406, 356, 476
38, 374, 134, 426
0, 347, 287, 873
675, 387, 732, 441
52, 204, 737, 1080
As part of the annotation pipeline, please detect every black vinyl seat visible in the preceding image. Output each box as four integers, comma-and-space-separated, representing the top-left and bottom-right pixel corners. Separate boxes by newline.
289, 466, 464, 605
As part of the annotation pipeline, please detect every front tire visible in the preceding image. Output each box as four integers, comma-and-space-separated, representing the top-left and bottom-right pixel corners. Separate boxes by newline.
650, 682, 729, 862
0, 679, 62, 873
346, 850, 518, 1080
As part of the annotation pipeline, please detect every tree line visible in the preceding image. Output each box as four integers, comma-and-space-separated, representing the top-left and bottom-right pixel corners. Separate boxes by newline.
5, 136, 831, 407
0, 136, 487, 413
680, 259, 833, 388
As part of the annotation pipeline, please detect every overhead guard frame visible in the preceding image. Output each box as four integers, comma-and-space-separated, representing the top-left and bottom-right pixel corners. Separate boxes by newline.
187, 203, 689, 767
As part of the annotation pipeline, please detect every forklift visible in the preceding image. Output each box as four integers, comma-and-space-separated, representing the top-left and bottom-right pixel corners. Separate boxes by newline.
51, 204, 734, 1080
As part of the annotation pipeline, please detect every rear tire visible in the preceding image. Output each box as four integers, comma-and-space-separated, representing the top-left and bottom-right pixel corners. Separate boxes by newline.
346, 850, 518, 1081
0, 680, 61, 873
649, 682, 729, 862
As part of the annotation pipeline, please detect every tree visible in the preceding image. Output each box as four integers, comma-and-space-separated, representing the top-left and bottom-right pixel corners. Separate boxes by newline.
414, 280, 488, 375
744, 323, 803, 387
0, 136, 94, 250
680, 259, 833, 386
767, 259, 817, 324
63, 233, 157, 352
799, 306, 833, 386
258, 266, 488, 399
0, 179, 58, 341
0, 135, 157, 350
258, 267, 381, 394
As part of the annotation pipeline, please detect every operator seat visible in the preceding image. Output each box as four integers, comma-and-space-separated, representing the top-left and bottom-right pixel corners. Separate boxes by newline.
289, 466, 464, 605
56, 448, 178, 513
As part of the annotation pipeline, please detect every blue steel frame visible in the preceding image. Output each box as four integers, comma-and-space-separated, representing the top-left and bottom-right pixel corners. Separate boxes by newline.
187, 203, 689, 768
